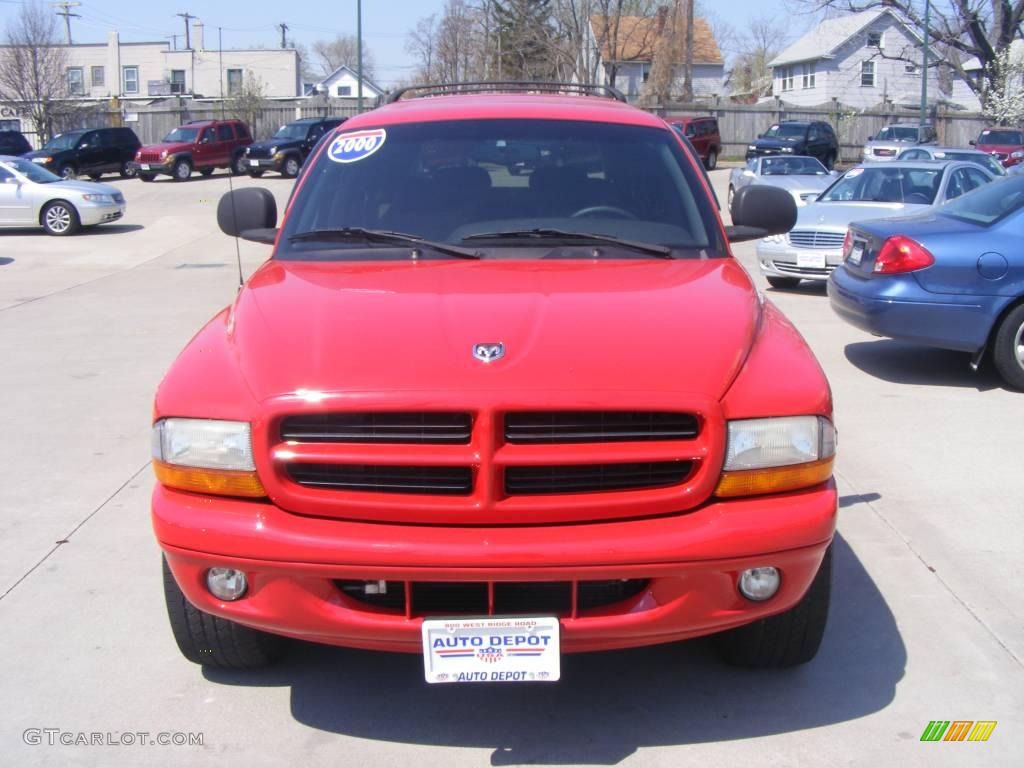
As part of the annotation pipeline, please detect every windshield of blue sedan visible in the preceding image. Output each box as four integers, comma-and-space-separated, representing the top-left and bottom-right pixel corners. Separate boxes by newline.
940, 177, 1024, 226
762, 124, 806, 139
821, 167, 941, 204
43, 132, 84, 150
277, 119, 724, 260
761, 156, 828, 175
3, 157, 60, 183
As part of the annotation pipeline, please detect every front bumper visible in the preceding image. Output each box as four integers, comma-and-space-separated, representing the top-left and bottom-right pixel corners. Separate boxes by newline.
828, 265, 1002, 352
78, 201, 126, 225
245, 156, 284, 172
756, 243, 842, 282
154, 481, 837, 653
128, 160, 172, 175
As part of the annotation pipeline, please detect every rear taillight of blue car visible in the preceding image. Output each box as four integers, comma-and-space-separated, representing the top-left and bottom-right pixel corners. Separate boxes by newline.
873, 236, 935, 274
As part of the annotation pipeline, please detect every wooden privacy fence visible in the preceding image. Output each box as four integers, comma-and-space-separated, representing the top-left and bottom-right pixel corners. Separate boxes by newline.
652, 101, 991, 162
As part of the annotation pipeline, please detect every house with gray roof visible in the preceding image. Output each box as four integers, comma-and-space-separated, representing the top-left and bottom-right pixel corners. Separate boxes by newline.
769, 9, 980, 110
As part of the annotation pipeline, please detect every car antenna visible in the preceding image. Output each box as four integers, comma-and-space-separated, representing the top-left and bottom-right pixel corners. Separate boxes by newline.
217, 25, 245, 290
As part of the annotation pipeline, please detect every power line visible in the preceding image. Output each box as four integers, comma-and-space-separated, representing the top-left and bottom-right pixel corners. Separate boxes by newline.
53, 1, 81, 44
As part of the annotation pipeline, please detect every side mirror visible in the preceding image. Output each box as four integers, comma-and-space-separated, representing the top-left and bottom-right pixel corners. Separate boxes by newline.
867, 135, 874, 141
217, 187, 278, 244
725, 185, 798, 243
969, 140, 976, 146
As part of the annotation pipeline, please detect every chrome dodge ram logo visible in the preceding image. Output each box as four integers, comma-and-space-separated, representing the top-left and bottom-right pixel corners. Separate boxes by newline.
473, 343, 505, 363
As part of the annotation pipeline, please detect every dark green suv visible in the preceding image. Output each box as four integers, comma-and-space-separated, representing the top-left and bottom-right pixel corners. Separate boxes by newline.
244, 117, 346, 178
746, 120, 839, 170
24, 127, 142, 179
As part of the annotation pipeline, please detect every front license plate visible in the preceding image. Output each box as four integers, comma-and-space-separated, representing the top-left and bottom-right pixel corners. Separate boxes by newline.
249, 159, 260, 166
797, 252, 827, 269
139, 164, 150, 170
421, 616, 560, 684
849, 242, 864, 265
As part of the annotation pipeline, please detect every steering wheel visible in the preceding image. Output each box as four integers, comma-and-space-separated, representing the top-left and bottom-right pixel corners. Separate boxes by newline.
569, 205, 638, 220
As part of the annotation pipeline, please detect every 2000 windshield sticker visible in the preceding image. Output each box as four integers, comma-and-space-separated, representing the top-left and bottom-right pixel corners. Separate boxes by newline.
328, 129, 387, 163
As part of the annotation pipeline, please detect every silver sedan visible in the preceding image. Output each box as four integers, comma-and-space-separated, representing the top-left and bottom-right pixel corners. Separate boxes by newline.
0, 155, 126, 235
756, 161, 996, 288
728, 155, 836, 208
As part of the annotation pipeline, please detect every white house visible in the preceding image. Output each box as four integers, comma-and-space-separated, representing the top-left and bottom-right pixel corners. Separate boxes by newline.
768, 9, 981, 110
588, 9, 726, 101
308, 65, 384, 101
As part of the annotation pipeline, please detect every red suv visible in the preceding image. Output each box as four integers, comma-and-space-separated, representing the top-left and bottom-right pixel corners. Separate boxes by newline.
668, 116, 722, 169
153, 83, 836, 679
131, 119, 252, 181
971, 127, 1024, 168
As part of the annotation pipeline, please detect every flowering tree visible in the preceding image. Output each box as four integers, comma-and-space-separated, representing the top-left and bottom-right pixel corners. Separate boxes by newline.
982, 47, 1024, 125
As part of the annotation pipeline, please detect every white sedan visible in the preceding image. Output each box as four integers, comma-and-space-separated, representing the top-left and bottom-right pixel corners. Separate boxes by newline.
0, 155, 126, 236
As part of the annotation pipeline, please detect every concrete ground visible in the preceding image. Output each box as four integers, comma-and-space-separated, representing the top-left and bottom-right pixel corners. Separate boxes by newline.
0, 167, 1021, 768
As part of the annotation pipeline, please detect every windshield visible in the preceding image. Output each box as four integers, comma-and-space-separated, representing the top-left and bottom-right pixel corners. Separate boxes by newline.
821, 166, 942, 204
940, 177, 1024, 226
875, 126, 919, 142
2, 157, 60, 183
762, 124, 806, 139
43, 132, 84, 151
273, 123, 310, 140
162, 127, 199, 143
278, 119, 724, 261
979, 129, 1023, 145
761, 156, 828, 176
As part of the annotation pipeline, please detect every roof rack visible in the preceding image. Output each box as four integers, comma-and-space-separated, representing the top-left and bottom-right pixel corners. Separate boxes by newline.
383, 81, 627, 104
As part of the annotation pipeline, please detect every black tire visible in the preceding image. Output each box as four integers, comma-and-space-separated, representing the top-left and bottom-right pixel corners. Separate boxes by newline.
281, 155, 301, 178
120, 162, 136, 178
199, 168, 214, 177
824, 152, 836, 171
232, 154, 248, 176
172, 158, 192, 182
766, 275, 802, 290
715, 545, 832, 668
41, 200, 81, 236
992, 303, 1024, 390
705, 149, 718, 170
249, 170, 265, 178
57, 164, 76, 180
162, 556, 285, 669
138, 173, 156, 182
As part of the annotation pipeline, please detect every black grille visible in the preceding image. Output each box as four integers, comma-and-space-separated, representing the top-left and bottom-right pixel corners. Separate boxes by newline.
281, 412, 472, 444
287, 464, 473, 495
335, 579, 649, 616
505, 411, 698, 444
505, 461, 691, 495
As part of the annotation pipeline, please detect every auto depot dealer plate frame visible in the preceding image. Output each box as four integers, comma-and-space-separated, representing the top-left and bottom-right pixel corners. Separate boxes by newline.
421, 616, 561, 684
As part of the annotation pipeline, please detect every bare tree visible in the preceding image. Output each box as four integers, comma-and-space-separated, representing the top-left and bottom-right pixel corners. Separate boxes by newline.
729, 16, 789, 99
0, 0, 78, 143
227, 73, 268, 138
311, 35, 376, 79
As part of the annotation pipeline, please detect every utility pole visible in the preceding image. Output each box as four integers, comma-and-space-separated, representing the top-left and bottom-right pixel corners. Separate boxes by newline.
177, 12, 196, 50
165, 34, 180, 51
682, 0, 694, 102
357, 0, 363, 112
920, 0, 930, 124
53, 2, 81, 45
277, 22, 289, 49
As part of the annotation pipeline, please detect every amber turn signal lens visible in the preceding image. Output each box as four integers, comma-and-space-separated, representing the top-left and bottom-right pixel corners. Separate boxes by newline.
153, 460, 266, 498
714, 457, 834, 498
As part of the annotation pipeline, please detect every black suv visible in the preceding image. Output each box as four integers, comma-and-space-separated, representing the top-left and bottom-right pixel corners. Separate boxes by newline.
0, 130, 32, 156
746, 120, 839, 169
244, 117, 346, 178
25, 127, 142, 180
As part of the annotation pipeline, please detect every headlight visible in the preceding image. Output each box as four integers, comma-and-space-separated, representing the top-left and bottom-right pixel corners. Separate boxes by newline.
715, 416, 836, 497
151, 418, 265, 497
1012, 150, 1024, 159
781, 147, 794, 153
761, 233, 786, 244
269, 146, 278, 155
82, 193, 113, 203
160, 149, 168, 159
32, 156, 51, 164
747, 144, 757, 151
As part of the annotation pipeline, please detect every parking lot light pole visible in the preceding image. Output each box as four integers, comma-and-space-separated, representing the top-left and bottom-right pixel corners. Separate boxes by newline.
357, 0, 363, 113
921, 0, 929, 124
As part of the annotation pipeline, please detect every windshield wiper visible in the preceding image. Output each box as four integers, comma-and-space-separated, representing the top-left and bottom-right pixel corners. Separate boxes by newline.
461, 228, 673, 258
288, 227, 482, 259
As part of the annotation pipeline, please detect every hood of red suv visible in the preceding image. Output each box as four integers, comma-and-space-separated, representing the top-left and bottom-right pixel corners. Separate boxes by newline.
227, 258, 759, 402
138, 141, 194, 155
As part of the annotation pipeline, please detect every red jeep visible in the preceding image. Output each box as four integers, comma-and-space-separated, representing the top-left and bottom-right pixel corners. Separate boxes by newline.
132, 119, 252, 181
668, 115, 722, 170
153, 83, 836, 679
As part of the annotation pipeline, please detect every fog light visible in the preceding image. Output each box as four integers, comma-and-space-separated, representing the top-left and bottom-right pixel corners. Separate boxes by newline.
206, 568, 247, 601
738, 567, 780, 601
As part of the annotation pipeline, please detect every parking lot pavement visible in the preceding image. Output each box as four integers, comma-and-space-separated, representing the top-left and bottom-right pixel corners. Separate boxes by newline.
0, 170, 1022, 767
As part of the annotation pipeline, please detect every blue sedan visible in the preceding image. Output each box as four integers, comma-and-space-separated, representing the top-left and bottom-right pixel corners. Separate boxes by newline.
829, 176, 1024, 389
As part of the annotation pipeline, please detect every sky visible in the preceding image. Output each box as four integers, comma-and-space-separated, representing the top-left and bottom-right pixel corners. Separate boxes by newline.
0, 0, 800, 88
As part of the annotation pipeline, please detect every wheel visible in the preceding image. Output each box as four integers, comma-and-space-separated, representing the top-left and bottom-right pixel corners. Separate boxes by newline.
138, 173, 156, 182
57, 164, 76, 180
162, 556, 285, 669
992, 303, 1024, 390
119, 162, 136, 178
824, 152, 836, 171
232, 154, 248, 176
41, 200, 81, 236
249, 170, 265, 178
766, 276, 802, 290
199, 168, 214, 177
705, 149, 718, 170
281, 155, 301, 178
715, 544, 832, 668
172, 158, 192, 182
